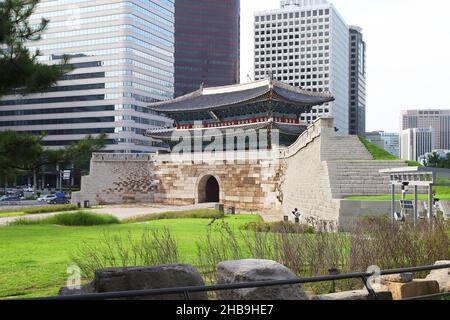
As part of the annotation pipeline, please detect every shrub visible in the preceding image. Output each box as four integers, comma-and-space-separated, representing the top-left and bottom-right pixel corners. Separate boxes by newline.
11, 211, 119, 226
72, 228, 179, 279
0, 204, 78, 215
196, 221, 243, 283
243, 221, 315, 234
196, 217, 449, 293
23, 204, 78, 214
123, 209, 224, 223
406, 160, 423, 167
347, 217, 449, 272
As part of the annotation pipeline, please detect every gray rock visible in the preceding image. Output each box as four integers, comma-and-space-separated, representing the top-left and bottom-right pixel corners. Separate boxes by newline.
425, 261, 450, 293
381, 273, 414, 283
94, 264, 207, 300
59, 264, 207, 300
216, 259, 308, 300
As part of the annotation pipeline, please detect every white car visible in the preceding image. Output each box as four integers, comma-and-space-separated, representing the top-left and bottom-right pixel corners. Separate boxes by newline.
37, 194, 57, 202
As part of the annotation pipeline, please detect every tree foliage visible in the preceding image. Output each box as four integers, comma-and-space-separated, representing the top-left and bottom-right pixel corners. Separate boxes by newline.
424, 152, 450, 169
0, 131, 107, 187
0, 0, 71, 97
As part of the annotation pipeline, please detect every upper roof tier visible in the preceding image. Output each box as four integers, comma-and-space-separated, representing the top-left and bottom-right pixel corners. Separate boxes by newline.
147, 79, 334, 115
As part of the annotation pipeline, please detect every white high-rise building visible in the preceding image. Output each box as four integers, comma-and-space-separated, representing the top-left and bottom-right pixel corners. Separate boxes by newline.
254, 0, 349, 133
0, 0, 175, 153
401, 128, 434, 161
400, 109, 450, 151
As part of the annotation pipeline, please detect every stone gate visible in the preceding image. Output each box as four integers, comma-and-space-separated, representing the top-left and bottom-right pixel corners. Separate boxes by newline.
73, 118, 408, 225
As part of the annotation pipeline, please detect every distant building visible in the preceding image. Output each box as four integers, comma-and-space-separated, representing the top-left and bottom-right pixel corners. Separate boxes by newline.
254, 0, 350, 134
366, 131, 400, 157
400, 109, 450, 150
365, 131, 384, 149
174, 0, 240, 97
348, 26, 366, 136
0, 0, 175, 153
401, 128, 434, 161
381, 132, 400, 158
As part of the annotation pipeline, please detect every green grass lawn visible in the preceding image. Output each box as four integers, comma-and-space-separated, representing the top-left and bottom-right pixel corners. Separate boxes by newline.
0, 214, 259, 299
346, 194, 450, 201
346, 179, 450, 201
359, 136, 399, 161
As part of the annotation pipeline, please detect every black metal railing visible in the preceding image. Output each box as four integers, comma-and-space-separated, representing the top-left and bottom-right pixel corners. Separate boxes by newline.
29, 263, 450, 301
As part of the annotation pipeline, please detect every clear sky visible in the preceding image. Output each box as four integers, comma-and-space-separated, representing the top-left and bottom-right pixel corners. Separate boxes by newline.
240, 0, 450, 133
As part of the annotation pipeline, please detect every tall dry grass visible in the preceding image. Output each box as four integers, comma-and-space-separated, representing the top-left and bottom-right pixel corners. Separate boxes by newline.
72, 217, 449, 293
72, 228, 179, 279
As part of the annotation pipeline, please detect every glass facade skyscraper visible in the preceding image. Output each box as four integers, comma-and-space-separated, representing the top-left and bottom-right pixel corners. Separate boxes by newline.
174, 0, 240, 98
0, 0, 175, 153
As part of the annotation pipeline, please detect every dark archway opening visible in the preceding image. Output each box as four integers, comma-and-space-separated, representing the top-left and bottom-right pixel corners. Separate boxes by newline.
205, 176, 220, 203
198, 175, 220, 204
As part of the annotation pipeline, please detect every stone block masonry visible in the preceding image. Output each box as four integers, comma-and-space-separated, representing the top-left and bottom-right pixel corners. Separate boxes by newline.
152, 158, 282, 212
73, 117, 409, 226
72, 154, 157, 206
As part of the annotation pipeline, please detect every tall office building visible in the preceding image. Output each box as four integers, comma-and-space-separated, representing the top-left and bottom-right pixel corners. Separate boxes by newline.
348, 26, 366, 136
401, 128, 434, 161
0, 0, 175, 153
174, 0, 240, 97
254, 0, 350, 133
400, 109, 450, 151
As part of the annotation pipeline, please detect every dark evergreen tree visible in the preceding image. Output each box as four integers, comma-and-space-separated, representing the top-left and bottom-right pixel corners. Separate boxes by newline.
0, 0, 71, 97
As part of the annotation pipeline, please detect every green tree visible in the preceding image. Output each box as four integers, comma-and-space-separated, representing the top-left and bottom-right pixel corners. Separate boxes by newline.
0, 131, 106, 189
0, 0, 71, 97
424, 152, 440, 168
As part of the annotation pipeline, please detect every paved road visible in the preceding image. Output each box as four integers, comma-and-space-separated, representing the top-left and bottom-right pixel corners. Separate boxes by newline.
0, 200, 46, 210
0, 203, 217, 226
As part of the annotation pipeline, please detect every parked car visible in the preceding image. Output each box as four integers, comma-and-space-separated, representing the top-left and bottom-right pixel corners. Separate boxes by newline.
37, 194, 57, 202
0, 195, 21, 202
47, 193, 69, 205
48, 197, 70, 205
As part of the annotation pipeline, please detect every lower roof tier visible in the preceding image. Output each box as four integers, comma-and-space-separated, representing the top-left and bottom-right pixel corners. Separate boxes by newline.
145, 120, 307, 141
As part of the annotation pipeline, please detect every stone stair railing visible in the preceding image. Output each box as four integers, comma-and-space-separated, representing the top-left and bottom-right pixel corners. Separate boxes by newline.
279, 117, 333, 159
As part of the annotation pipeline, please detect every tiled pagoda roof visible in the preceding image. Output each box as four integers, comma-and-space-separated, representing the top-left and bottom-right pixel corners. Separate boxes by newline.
147, 79, 334, 115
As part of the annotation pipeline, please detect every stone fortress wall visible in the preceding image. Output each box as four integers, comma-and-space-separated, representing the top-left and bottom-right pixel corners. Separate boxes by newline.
73, 117, 408, 226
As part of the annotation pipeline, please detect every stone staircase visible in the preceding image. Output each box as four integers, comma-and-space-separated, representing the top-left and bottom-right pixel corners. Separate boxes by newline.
321, 135, 373, 161
326, 161, 407, 199
318, 134, 407, 198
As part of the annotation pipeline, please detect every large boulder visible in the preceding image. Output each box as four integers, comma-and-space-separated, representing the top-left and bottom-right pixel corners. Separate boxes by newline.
425, 261, 450, 293
60, 264, 207, 300
216, 259, 308, 300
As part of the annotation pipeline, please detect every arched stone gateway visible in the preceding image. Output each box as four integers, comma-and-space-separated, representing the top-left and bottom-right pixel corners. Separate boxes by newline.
197, 175, 220, 203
